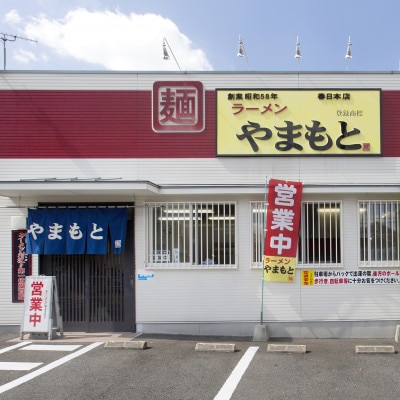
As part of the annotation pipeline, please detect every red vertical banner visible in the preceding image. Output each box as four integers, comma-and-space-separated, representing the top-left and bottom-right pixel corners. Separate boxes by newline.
264, 179, 303, 282
12, 230, 32, 302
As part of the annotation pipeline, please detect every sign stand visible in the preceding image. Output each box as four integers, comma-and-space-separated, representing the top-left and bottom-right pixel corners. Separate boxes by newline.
20, 276, 63, 340
51, 277, 63, 339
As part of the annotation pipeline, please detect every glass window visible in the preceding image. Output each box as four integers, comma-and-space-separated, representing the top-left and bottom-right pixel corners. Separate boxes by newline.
298, 202, 341, 265
145, 202, 236, 268
251, 201, 266, 268
359, 200, 400, 267
251, 201, 342, 267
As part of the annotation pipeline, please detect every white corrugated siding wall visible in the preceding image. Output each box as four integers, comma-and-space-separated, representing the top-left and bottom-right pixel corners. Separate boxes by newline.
2, 71, 400, 91
134, 196, 400, 326
0, 157, 399, 186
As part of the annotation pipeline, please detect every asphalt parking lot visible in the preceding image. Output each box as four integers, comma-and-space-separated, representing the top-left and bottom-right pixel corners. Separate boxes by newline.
0, 332, 399, 400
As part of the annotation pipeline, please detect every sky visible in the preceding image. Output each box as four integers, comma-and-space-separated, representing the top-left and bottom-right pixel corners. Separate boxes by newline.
0, 0, 400, 72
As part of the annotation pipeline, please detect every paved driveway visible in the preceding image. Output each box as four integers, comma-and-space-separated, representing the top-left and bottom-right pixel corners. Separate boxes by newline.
0, 332, 398, 400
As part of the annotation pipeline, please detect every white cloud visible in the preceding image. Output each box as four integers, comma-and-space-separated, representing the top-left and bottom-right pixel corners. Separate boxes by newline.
21, 8, 213, 70
4, 9, 23, 25
13, 49, 37, 64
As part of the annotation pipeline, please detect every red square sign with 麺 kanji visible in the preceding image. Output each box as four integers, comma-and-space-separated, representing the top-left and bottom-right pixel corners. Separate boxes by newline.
152, 81, 204, 132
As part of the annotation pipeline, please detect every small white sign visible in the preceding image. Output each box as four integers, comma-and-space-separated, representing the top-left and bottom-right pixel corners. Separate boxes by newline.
22, 276, 53, 333
152, 250, 170, 263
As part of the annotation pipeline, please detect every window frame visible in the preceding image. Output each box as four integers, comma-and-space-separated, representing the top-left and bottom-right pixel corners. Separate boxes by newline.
251, 200, 343, 268
145, 201, 237, 269
359, 200, 400, 267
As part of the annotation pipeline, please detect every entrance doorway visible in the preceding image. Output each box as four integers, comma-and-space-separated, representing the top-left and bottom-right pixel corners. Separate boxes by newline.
41, 221, 134, 332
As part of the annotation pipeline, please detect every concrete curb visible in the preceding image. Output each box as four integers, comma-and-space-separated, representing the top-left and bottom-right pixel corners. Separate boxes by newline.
267, 344, 307, 353
195, 343, 236, 352
104, 340, 147, 350
355, 345, 395, 354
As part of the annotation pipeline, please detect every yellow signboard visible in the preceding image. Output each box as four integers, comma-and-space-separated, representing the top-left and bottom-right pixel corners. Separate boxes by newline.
264, 256, 296, 283
216, 89, 381, 156
302, 270, 315, 285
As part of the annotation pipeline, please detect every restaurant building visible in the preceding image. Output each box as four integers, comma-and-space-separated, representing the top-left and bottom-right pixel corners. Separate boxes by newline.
0, 70, 399, 338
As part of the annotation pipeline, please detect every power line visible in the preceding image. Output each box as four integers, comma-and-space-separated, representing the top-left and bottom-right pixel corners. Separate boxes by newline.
0, 32, 38, 70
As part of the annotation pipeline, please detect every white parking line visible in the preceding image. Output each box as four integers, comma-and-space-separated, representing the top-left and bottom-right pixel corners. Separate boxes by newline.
0, 342, 103, 395
214, 346, 259, 400
20, 344, 82, 352
0, 342, 32, 354
0, 362, 42, 371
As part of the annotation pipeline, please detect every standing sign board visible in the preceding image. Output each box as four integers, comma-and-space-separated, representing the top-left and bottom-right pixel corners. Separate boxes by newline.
20, 276, 63, 340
